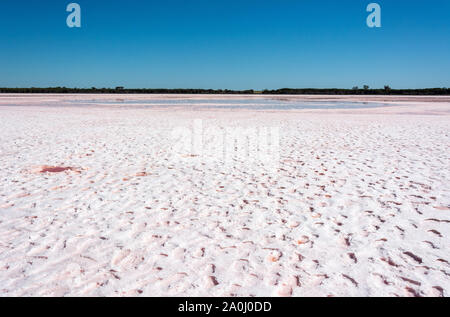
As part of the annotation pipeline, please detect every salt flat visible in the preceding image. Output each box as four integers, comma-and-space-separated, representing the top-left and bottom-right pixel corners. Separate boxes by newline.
0, 95, 449, 297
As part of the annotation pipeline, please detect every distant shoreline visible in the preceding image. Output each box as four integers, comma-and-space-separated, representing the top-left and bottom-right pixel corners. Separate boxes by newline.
1, 87, 449, 96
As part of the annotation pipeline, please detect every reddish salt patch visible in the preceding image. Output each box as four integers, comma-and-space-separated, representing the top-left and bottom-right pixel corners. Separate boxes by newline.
434, 206, 450, 211
0, 203, 15, 209
32, 166, 79, 174
135, 172, 149, 177
276, 284, 293, 297
297, 236, 310, 245
123, 172, 150, 181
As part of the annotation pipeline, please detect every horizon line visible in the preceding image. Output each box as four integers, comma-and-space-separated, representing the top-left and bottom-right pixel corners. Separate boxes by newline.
1, 87, 449, 96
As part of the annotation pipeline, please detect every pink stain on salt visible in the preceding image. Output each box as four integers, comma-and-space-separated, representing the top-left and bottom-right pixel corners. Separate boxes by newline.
32, 166, 79, 174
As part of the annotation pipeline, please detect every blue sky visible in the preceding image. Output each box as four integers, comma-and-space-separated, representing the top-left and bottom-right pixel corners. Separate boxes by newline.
0, 0, 449, 89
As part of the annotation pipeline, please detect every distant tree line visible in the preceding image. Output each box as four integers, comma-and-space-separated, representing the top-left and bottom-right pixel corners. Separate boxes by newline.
0, 87, 255, 94
261, 87, 450, 95
0, 87, 449, 95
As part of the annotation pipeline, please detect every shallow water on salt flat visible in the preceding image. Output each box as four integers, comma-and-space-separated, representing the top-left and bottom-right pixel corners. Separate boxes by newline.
67, 98, 392, 110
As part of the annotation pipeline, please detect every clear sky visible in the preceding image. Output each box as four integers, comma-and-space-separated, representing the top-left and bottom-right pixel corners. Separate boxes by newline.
0, 0, 449, 89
